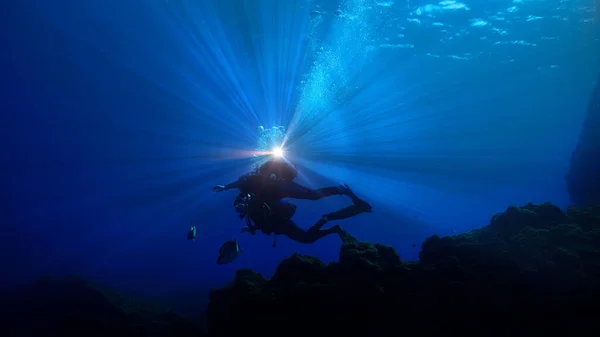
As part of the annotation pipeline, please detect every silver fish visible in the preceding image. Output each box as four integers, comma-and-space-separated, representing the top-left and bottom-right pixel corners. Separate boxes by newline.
217, 239, 242, 265
187, 223, 197, 241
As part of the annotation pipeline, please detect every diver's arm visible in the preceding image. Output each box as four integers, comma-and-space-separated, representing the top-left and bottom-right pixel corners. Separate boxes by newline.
242, 223, 258, 235
224, 179, 243, 190
213, 181, 238, 192
213, 175, 249, 192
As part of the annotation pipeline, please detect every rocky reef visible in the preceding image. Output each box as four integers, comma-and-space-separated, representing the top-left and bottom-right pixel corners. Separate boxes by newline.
207, 203, 600, 337
566, 71, 600, 206
1, 275, 203, 337
3, 203, 599, 336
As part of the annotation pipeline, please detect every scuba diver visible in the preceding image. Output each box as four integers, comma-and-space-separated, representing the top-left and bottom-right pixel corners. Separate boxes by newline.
213, 159, 371, 245
232, 189, 367, 245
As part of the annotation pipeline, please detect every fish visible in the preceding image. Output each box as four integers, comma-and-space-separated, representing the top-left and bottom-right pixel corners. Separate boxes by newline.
187, 223, 197, 241
217, 239, 242, 265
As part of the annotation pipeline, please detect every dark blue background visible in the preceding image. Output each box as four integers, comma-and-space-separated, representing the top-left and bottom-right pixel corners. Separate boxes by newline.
0, 0, 597, 303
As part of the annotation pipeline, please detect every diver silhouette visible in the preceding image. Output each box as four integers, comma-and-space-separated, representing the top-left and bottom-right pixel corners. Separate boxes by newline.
213, 159, 371, 245
234, 189, 368, 245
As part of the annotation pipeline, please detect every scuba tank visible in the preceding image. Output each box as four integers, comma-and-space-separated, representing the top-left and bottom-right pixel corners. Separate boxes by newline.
258, 159, 298, 181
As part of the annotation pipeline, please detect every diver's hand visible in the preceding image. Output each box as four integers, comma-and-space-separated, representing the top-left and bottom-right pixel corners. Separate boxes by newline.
242, 226, 256, 235
212, 185, 226, 192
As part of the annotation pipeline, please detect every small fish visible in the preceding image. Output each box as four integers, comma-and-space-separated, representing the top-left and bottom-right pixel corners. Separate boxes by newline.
187, 224, 197, 241
217, 239, 242, 265
411, 243, 417, 248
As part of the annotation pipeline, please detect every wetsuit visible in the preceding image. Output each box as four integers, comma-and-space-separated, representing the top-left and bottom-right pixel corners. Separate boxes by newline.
238, 188, 371, 244
219, 160, 371, 244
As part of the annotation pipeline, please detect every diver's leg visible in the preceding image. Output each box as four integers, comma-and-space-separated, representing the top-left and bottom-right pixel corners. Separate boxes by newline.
322, 205, 369, 222
305, 217, 359, 244
276, 218, 342, 244
319, 192, 372, 222
344, 187, 372, 212
272, 181, 347, 200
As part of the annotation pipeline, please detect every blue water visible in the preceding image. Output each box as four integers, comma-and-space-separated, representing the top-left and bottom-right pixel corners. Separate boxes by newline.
1, 0, 597, 300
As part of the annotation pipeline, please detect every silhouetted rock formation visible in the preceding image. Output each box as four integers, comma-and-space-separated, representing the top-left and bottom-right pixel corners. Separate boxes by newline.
1, 275, 203, 337
566, 71, 600, 206
206, 203, 600, 337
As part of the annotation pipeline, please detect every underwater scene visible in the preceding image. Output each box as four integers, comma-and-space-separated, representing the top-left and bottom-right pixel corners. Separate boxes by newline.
1, 0, 599, 336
